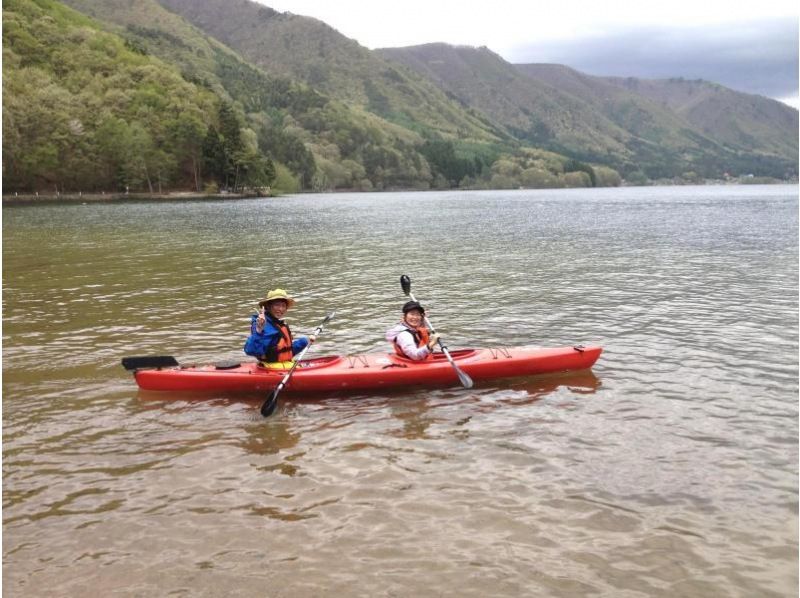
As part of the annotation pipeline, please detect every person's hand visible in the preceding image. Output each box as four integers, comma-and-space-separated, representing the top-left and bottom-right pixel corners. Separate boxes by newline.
256, 306, 266, 332
427, 333, 440, 350
308, 334, 317, 344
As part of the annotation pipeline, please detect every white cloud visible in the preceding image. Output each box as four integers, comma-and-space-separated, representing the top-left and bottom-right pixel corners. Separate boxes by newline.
778, 95, 800, 109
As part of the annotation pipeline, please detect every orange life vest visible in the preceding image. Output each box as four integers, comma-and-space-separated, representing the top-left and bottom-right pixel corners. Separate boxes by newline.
265, 317, 294, 362
393, 325, 431, 359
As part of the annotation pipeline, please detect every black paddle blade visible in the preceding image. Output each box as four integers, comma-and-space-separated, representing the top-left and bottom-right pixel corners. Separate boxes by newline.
121, 356, 179, 371
400, 275, 411, 296
260, 390, 279, 417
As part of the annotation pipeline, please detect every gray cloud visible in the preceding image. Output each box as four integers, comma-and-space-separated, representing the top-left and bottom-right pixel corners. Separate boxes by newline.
507, 18, 798, 101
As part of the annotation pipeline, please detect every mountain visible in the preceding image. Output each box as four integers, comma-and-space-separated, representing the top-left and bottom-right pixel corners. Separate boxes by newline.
381, 44, 798, 180
516, 64, 798, 175
154, 0, 508, 145
60, 0, 624, 190
7, 0, 514, 193
4, 0, 796, 195
379, 44, 634, 164
156, 0, 797, 180
54, 0, 455, 191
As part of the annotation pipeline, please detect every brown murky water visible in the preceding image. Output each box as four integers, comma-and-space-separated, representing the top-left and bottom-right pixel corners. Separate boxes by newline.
3, 186, 798, 597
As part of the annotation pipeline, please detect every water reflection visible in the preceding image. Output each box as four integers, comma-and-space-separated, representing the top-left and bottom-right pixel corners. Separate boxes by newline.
240, 421, 303, 457
480, 369, 601, 401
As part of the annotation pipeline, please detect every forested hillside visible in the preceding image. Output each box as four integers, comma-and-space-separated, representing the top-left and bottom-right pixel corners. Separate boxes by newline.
155, 0, 507, 144
3, 0, 796, 195
4, 0, 610, 193
3, 0, 436, 193
3, 0, 225, 192
383, 45, 798, 181
516, 64, 799, 179
58, 0, 484, 192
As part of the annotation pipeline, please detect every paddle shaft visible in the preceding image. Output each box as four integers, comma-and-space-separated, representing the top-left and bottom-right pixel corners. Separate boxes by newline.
270, 325, 320, 394
260, 312, 334, 416
405, 289, 473, 388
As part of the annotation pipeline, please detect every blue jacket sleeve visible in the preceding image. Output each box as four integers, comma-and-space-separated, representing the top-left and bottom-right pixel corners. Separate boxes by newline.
244, 314, 280, 358
292, 337, 310, 355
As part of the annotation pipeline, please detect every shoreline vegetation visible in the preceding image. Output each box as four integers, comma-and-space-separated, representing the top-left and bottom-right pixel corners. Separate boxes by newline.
3, 176, 795, 204
2, 189, 270, 204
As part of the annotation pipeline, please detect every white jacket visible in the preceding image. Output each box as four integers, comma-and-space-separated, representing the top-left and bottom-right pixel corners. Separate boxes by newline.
385, 323, 431, 361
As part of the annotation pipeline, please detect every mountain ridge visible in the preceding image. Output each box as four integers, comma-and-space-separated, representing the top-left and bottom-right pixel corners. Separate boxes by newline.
156, 0, 796, 180
515, 63, 798, 160
381, 43, 797, 179
155, 0, 507, 144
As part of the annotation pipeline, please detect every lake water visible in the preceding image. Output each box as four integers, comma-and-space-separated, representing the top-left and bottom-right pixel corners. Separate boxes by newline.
3, 185, 798, 597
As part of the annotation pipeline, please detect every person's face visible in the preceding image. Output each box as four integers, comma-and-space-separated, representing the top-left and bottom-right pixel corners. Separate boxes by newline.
404, 309, 424, 327
268, 299, 289, 318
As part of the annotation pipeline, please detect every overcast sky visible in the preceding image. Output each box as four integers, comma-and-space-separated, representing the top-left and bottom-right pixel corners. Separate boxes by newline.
260, 0, 799, 108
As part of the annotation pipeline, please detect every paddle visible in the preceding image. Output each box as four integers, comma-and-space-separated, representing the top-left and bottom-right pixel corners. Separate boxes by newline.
259, 311, 336, 417
400, 275, 473, 389
121, 355, 179, 371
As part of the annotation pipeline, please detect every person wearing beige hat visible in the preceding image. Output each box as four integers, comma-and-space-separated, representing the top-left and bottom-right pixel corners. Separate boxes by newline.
244, 289, 315, 362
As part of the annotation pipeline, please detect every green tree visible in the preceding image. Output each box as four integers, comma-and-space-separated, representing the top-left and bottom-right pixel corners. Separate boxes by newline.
202, 125, 226, 185
520, 167, 560, 189
594, 166, 622, 187
169, 113, 207, 191
490, 173, 517, 189
272, 162, 300, 194
625, 170, 649, 185
562, 171, 592, 187
419, 140, 480, 187
564, 159, 596, 186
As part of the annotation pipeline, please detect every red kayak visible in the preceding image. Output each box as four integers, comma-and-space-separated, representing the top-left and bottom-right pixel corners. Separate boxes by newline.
125, 346, 602, 394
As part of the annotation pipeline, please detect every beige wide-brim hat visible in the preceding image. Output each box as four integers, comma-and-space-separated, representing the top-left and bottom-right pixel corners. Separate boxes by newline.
258, 288, 296, 309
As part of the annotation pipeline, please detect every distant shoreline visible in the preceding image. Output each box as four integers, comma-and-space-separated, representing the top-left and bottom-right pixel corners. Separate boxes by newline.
2, 190, 269, 204
3, 179, 796, 205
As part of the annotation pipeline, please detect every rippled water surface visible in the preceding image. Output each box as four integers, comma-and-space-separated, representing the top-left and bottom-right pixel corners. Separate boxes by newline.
3, 186, 798, 597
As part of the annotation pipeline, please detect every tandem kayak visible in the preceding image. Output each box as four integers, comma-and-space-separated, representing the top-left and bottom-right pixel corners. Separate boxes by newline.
123, 346, 602, 394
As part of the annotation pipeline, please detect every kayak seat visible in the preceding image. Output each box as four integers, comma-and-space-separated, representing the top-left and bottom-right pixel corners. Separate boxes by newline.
258, 360, 295, 370
258, 356, 343, 370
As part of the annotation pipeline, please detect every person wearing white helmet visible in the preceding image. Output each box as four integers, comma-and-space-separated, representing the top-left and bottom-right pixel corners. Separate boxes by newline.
244, 288, 315, 363
385, 301, 440, 360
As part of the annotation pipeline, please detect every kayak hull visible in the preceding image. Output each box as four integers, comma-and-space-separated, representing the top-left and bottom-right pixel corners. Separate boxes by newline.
132, 346, 602, 394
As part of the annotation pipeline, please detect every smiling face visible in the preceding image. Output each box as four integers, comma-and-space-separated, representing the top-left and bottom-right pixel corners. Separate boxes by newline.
267, 299, 289, 319
403, 308, 424, 328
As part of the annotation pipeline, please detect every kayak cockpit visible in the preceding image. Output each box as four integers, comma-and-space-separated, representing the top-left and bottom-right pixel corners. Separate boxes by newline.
389, 349, 478, 365
257, 355, 344, 370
